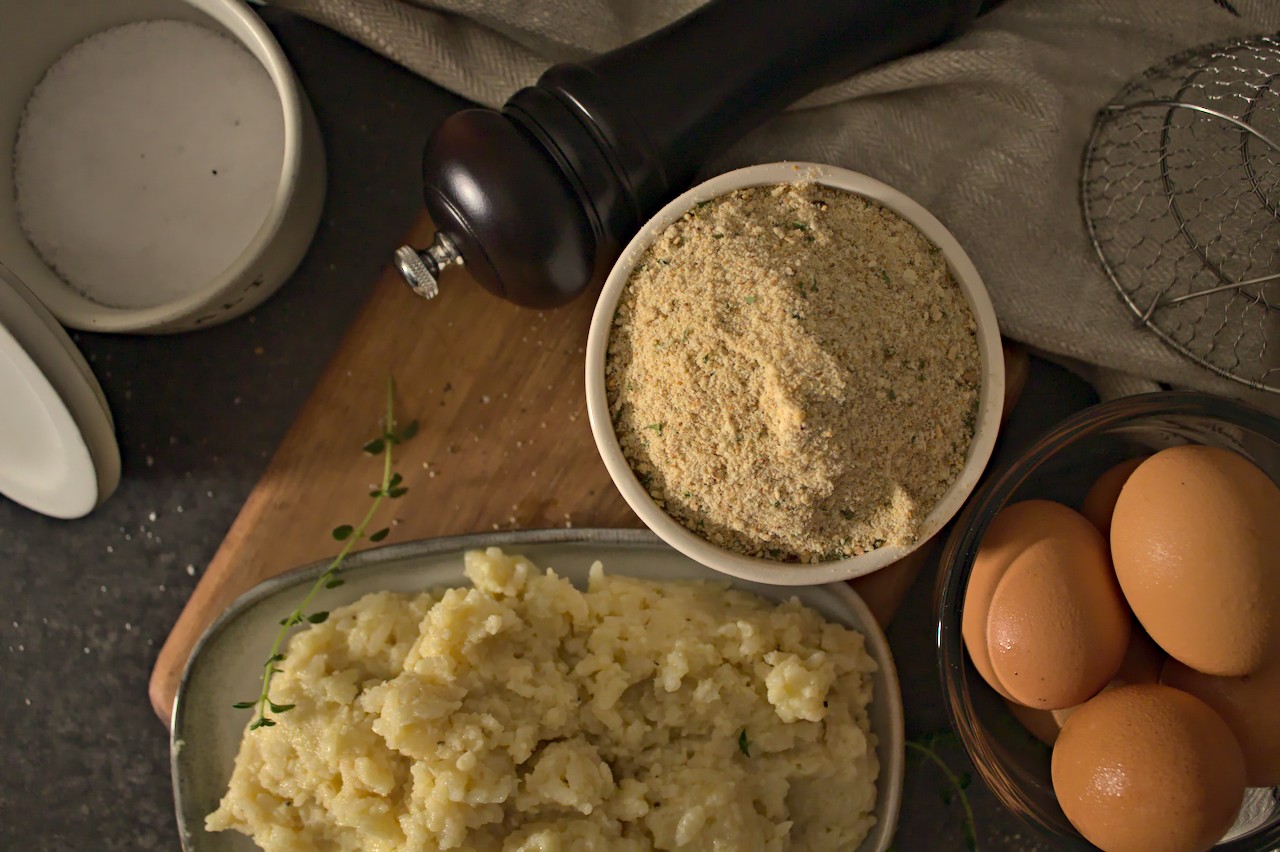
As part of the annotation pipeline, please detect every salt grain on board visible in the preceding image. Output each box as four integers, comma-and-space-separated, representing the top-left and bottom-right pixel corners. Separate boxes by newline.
14, 21, 284, 309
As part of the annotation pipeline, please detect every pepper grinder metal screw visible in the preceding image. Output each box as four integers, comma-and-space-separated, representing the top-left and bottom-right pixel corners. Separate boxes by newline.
394, 232, 462, 300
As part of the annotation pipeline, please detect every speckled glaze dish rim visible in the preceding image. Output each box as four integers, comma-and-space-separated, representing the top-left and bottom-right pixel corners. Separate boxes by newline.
171, 528, 905, 852
585, 162, 1005, 587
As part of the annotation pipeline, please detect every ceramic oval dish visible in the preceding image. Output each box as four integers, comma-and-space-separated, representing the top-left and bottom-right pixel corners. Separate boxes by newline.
172, 529, 905, 851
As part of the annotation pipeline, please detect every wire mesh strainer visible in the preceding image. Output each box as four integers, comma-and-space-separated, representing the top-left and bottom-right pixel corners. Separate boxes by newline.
1083, 34, 1280, 393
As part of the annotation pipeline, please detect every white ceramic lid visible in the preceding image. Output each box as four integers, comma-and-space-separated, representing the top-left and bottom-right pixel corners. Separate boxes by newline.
0, 262, 119, 518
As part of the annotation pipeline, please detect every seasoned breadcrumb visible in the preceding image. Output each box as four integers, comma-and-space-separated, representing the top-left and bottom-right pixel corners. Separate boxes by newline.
606, 183, 980, 562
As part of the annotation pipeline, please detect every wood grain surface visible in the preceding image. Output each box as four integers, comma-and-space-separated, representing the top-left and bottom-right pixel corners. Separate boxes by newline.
149, 215, 1027, 723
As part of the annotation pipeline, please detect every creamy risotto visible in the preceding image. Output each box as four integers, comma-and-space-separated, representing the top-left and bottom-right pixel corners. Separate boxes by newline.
207, 548, 880, 851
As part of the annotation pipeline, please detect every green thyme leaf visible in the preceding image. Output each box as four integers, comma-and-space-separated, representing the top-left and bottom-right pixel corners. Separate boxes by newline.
239, 376, 419, 727
738, 729, 750, 757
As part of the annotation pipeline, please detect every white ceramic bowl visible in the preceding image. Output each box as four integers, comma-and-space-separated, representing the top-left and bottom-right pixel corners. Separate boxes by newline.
586, 162, 1005, 586
0, 0, 325, 333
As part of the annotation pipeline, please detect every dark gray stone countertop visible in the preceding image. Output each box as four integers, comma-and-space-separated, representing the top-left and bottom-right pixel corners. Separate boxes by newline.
0, 9, 1097, 849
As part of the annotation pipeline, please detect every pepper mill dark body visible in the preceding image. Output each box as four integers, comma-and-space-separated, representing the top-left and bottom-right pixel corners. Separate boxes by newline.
397, 0, 1003, 308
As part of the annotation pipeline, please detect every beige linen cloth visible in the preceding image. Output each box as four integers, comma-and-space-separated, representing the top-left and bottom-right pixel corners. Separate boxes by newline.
275, 0, 1280, 409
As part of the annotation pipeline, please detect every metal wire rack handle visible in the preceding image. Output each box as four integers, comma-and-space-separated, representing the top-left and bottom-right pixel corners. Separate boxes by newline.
1109, 98, 1280, 323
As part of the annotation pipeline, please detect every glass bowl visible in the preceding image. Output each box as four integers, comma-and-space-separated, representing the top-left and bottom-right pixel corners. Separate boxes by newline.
935, 391, 1280, 850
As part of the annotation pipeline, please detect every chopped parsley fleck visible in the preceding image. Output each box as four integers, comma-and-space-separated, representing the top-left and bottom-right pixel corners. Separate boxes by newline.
738, 729, 751, 757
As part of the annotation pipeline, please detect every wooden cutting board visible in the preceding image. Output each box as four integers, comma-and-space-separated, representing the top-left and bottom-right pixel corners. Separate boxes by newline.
149, 214, 1027, 723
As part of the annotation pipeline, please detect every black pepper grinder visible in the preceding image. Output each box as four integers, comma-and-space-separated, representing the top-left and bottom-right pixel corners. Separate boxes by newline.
395, 0, 1005, 308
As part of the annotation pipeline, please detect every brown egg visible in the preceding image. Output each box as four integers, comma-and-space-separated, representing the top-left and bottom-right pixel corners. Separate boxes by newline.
1162, 653, 1280, 787
1052, 684, 1246, 852
1111, 445, 1280, 676
1081, 457, 1147, 537
986, 511, 1131, 709
1005, 699, 1075, 747
963, 500, 1071, 701
1113, 624, 1166, 686
1006, 626, 1164, 746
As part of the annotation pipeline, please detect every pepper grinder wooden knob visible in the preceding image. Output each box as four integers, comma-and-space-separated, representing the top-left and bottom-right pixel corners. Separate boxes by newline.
397, 0, 1002, 308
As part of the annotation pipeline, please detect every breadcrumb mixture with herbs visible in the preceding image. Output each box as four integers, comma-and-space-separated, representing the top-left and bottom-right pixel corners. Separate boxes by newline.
606, 182, 980, 563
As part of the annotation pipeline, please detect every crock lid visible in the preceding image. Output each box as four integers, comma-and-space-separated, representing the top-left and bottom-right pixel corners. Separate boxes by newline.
0, 262, 119, 518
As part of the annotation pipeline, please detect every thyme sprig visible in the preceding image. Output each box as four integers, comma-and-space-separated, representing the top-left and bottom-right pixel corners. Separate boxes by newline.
904, 731, 978, 851
233, 377, 417, 730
